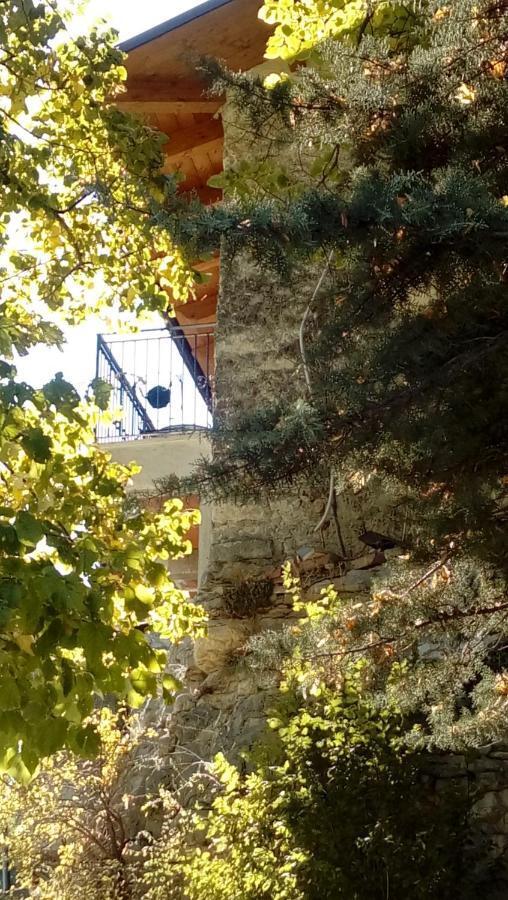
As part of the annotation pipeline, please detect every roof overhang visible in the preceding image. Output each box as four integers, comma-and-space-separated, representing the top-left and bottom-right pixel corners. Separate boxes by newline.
116, 0, 270, 326
119, 0, 269, 92
119, 0, 235, 53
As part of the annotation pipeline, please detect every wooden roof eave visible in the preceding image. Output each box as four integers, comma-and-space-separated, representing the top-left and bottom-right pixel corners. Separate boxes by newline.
117, 0, 270, 326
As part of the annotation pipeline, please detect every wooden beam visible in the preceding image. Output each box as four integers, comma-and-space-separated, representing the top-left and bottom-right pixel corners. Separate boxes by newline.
120, 78, 222, 104
192, 255, 220, 273
174, 294, 217, 322
162, 118, 223, 164
163, 138, 223, 173
115, 98, 223, 115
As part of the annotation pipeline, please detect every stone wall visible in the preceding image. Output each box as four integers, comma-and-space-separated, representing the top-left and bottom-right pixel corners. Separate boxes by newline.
161, 283, 409, 775
427, 748, 508, 896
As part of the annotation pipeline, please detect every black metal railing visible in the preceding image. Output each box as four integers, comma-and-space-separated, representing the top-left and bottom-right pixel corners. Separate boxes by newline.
95, 323, 215, 442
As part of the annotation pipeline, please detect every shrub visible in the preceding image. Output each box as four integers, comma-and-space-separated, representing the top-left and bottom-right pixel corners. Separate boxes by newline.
145, 664, 478, 900
221, 578, 274, 618
0, 708, 171, 899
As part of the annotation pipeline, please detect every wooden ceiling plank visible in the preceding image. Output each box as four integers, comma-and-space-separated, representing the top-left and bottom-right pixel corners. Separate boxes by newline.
163, 136, 223, 171
174, 294, 217, 321
124, 0, 271, 83
192, 276, 220, 302
166, 156, 204, 182
118, 78, 220, 104
162, 117, 223, 160
175, 110, 198, 131
177, 158, 201, 188
115, 99, 222, 115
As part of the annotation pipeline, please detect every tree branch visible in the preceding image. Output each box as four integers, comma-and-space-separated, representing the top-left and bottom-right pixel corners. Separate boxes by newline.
299, 249, 334, 395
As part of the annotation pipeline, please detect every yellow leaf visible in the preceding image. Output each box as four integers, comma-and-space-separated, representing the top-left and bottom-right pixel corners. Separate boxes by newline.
455, 83, 476, 105
490, 60, 506, 80
263, 72, 289, 90
13, 633, 34, 655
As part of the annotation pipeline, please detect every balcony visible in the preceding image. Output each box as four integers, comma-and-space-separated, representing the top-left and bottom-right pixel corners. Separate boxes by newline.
95, 322, 215, 443
95, 321, 215, 593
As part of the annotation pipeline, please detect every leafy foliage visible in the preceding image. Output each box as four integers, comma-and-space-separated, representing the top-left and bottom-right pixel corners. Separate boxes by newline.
0, 708, 170, 899
145, 662, 478, 900
1, 607, 495, 900
248, 563, 508, 751
0, 2, 205, 770
0, 0, 191, 357
259, 0, 420, 60
0, 368, 204, 777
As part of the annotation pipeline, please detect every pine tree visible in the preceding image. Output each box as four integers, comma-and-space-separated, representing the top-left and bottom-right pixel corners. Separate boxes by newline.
165, 0, 508, 748
170, 0, 508, 562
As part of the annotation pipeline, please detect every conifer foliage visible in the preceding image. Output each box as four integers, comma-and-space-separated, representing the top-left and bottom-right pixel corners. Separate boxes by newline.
181, 0, 508, 549
168, 0, 508, 748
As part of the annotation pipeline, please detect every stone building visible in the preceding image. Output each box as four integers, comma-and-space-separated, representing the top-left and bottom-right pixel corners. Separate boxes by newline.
97, 0, 269, 599
95, 0, 508, 876
99, 0, 392, 738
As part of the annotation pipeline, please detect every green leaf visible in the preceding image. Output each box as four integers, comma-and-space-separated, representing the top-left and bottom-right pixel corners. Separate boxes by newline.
6, 753, 32, 785
21, 427, 52, 463
14, 511, 44, 546
0, 523, 21, 554
127, 687, 145, 709
0, 679, 21, 710
42, 372, 80, 409
68, 723, 101, 757
130, 667, 156, 696
207, 173, 227, 189
0, 579, 23, 606
0, 360, 16, 380
134, 583, 154, 605
36, 718, 69, 758
162, 673, 182, 692
88, 376, 112, 411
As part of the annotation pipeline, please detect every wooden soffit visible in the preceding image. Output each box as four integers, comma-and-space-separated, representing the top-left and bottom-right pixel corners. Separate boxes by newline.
117, 0, 271, 325
119, 0, 270, 102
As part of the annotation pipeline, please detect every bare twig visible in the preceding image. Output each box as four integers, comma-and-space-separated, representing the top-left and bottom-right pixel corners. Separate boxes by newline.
331, 484, 347, 557
302, 636, 396, 661
299, 249, 333, 394
356, 4, 374, 47
400, 552, 453, 598
415, 599, 508, 630
314, 469, 335, 534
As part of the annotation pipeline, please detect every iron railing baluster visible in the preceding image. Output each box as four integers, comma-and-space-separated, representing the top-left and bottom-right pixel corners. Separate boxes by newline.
95, 325, 215, 442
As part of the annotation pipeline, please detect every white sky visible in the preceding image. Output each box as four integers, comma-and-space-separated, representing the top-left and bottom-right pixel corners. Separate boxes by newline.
16, 0, 206, 394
